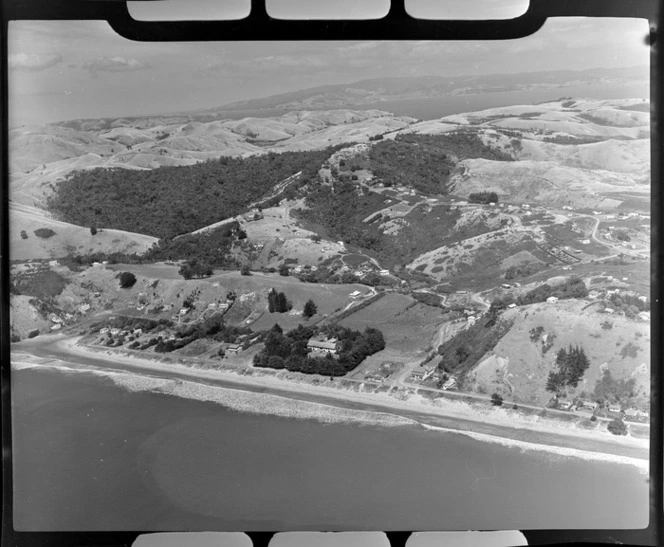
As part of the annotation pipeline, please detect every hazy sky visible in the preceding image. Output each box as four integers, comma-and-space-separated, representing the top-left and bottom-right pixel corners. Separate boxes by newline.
8, 15, 649, 126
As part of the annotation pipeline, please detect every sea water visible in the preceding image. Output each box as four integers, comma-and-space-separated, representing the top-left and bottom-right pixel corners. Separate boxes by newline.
11, 366, 649, 531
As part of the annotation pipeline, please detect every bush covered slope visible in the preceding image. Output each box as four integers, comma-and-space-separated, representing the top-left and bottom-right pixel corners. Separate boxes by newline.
46, 147, 341, 239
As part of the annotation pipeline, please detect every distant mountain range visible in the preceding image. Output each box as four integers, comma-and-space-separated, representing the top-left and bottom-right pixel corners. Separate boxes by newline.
51, 66, 649, 132
208, 66, 648, 113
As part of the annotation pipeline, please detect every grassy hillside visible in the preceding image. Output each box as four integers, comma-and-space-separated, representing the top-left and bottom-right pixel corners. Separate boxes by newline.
466, 299, 650, 406
10, 202, 158, 261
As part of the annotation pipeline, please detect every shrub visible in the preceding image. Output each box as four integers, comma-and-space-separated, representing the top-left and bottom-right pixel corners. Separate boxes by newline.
607, 417, 628, 435
34, 228, 56, 239
118, 272, 137, 289
491, 393, 504, 406
90, 226, 97, 235
240, 265, 251, 276
20, 230, 28, 240
27, 329, 40, 338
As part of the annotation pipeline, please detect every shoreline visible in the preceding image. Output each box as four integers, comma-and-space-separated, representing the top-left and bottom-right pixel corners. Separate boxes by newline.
12, 335, 650, 467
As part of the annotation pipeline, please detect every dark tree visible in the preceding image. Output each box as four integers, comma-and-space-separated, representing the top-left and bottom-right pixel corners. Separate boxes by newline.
240, 265, 251, 276
279, 264, 290, 276
491, 393, 504, 406
303, 299, 318, 319
607, 418, 628, 436
90, 226, 98, 235
118, 272, 137, 288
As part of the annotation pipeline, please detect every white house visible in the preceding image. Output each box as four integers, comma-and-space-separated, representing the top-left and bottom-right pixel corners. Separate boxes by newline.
349, 290, 362, 299
507, 303, 517, 309
557, 399, 573, 411
546, 296, 559, 304
582, 401, 598, 411
307, 337, 341, 355
225, 343, 242, 355
442, 378, 457, 390
608, 404, 622, 413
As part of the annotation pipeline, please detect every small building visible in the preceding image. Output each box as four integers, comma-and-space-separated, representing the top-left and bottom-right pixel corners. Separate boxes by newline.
379, 269, 390, 275
637, 311, 650, 322
580, 239, 591, 245
507, 303, 517, 309
133, 328, 143, 336
307, 337, 341, 356
442, 377, 457, 390
608, 404, 622, 413
557, 399, 573, 411
546, 296, 559, 304
349, 290, 362, 299
179, 308, 190, 316
99, 327, 110, 334
604, 307, 615, 314
581, 400, 598, 411
624, 408, 638, 419
110, 328, 121, 336
50, 324, 62, 331
226, 343, 242, 355
588, 290, 600, 300
501, 284, 511, 289
422, 368, 436, 382
411, 369, 425, 381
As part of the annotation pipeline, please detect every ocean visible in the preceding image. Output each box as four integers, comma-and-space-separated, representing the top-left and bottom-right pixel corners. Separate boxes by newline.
11, 366, 649, 531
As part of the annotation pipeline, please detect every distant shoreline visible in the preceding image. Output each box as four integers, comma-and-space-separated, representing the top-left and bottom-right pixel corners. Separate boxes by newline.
12, 335, 649, 468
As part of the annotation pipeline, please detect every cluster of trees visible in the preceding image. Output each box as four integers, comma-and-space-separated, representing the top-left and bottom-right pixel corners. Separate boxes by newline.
504, 262, 541, 281
607, 418, 628, 436
267, 288, 292, 313
367, 132, 513, 195
303, 299, 318, 319
607, 292, 649, 319
46, 147, 342, 239
154, 314, 251, 353
297, 181, 384, 252
117, 272, 137, 288
437, 307, 513, 382
517, 277, 588, 305
179, 259, 214, 279
146, 222, 242, 268
593, 369, 636, 405
546, 345, 591, 394
253, 323, 385, 376
34, 228, 56, 239
90, 315, 173, 334
469, 192, 499, 204
178, 313, 251, 343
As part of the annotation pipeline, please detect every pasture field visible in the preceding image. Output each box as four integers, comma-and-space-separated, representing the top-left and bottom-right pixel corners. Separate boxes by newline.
339, 293, 444, 353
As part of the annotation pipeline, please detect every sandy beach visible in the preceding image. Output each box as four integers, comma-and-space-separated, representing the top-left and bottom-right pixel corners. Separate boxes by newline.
12, 334, 650, 469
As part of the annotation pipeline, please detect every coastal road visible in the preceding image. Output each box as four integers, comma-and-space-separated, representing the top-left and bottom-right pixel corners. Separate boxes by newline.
11, 336, 648, 460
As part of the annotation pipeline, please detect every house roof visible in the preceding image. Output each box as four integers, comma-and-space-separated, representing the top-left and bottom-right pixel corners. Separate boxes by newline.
307, 338, 339, 350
